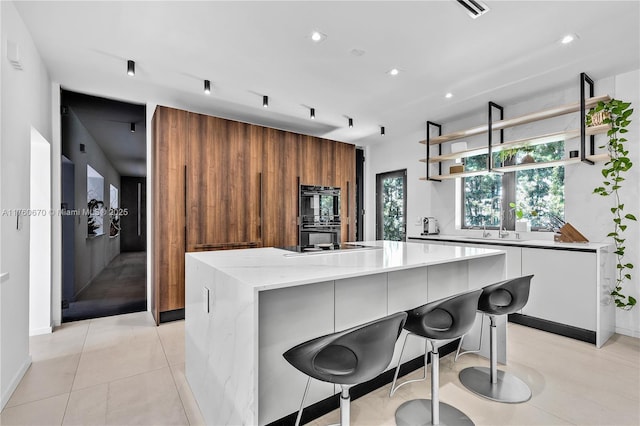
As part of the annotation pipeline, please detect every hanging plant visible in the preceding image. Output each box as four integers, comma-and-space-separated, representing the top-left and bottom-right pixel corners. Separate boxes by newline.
589, 99, 636, 310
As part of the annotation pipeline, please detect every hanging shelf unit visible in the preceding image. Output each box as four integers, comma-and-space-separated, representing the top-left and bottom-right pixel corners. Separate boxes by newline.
420, 73, 611, 181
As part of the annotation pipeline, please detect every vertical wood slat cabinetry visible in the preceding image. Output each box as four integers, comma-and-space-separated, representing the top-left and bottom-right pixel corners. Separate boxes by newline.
186, 113, 262, 251
152, 107, 188, 321
152, 106, 356, 323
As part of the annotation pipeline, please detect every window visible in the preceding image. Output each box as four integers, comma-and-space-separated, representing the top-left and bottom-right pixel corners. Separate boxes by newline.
462, 141, 565, 230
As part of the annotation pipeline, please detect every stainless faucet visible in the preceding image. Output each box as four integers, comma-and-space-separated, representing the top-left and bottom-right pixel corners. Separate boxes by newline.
482, 224, 491, 238
490, 196, 510, 239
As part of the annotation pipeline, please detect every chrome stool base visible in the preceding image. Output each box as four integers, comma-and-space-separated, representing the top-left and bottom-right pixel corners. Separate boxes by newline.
459, 366, 531, 403
395, 399, 475, 426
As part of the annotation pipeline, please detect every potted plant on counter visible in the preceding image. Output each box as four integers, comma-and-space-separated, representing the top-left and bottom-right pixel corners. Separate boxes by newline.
589, 99, 636, 310
509, 202, 538, 232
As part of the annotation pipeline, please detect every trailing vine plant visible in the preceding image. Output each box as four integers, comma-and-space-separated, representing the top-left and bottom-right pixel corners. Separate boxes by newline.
588, 99, 636, 309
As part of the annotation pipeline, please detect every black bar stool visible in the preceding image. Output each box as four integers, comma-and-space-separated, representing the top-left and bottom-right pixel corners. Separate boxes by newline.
458, 275, 534, 403
283, 312, 407, 426
392, 289, 482, 426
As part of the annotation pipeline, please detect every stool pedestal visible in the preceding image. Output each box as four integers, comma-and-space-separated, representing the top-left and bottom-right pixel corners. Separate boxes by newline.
395, 345, 474, 426
458, 367, 531, 403
459, 315, 531, 403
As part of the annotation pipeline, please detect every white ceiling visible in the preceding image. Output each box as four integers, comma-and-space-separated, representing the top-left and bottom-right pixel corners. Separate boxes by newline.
14, 1, 640, 158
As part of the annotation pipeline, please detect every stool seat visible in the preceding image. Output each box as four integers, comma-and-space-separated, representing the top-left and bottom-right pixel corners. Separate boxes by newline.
284, 312, 407, 425
459, 275, 534, 404
393, 289, 482, 426
477, 276, 531, 316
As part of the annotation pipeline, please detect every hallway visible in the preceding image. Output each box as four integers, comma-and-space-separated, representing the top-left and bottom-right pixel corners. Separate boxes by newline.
63, 252, 146, 322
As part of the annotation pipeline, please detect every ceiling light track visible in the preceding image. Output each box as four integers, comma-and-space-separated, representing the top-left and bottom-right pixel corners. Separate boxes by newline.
127, 60, 135, 76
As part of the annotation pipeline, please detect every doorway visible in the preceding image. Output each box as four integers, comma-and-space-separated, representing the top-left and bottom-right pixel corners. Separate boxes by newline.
60, 90, 147, 322
376, 169, 407, 241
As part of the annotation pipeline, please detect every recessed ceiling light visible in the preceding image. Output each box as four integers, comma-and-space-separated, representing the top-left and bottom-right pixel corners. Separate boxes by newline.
561, 34, 578, 44
445, 92, 453, 99
311, 31, 327, 42
388, 68, 400, 76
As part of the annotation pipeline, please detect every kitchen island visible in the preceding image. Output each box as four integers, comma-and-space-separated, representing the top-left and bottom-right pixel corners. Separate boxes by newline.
185, 241, 506, 425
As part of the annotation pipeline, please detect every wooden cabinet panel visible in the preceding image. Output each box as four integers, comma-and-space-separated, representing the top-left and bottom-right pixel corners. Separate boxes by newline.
186, 114, 262, 250
153, 106, 356, 321
152, 106, 188, 320
262, 128, 299, 247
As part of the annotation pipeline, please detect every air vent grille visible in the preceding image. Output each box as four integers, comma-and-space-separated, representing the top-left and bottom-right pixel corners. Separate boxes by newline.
456, 0, 489, 19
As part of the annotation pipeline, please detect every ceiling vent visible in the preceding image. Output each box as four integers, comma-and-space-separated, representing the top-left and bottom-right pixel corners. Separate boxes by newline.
456, 0, 489, 19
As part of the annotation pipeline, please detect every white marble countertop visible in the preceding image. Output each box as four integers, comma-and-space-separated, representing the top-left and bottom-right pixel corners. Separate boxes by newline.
187, 240, 503, 291
409, 234, 612, 252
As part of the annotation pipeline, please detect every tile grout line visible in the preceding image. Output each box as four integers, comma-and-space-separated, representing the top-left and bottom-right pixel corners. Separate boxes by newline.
156, 324, 193, 425
60, 319, 92, 425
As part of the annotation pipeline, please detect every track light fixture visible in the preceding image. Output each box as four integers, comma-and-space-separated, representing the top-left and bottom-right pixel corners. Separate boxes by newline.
310, 108, 315, 119
127, 60, 135, 76
204, 80, 211, 95
348, 118, 353, 128
380, 126, 385, 136
263, 95, 269, 108
130, 122, 136, 133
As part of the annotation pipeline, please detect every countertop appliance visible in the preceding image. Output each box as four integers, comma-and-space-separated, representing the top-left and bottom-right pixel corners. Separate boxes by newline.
278, 243, 379, 255
299, 185, 341, 246
422, 217, 439, 235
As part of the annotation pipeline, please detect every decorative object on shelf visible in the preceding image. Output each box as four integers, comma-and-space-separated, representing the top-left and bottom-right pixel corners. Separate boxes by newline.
497, 147, 518, 167
519, 145, 536, 164
569, 150, 579, 158
589, 110, 610, 126
588, 98, 636, 310
450, 164, 465, 174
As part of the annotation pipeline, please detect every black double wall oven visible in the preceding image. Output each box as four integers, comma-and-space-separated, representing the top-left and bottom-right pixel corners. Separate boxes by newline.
298, 185, 341, 247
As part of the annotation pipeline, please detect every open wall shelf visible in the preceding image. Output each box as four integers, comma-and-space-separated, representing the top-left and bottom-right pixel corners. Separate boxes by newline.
419, 95, 611, 146
420, 124, 611, 164
420, 73, 613, 181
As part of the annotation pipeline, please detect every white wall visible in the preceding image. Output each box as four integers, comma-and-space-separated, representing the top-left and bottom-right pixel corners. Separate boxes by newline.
0, 0, 52, 408
366, 69, 640, 337
29, 128, 51, 336
62, 109, 120, 299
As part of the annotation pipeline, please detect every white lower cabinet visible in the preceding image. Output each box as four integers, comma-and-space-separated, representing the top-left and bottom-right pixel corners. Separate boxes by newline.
409, 238, 615, 347
521, 248, 597, 331
441, 242, 522, 279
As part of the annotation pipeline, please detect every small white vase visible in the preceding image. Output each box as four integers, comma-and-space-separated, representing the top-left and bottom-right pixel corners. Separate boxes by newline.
515, 220, 531, 232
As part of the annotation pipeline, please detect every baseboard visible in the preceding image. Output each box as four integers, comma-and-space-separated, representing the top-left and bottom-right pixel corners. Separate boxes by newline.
1, 355, 32, 411
29, 325, 53, 336
159, 308, 185, 323
508, 313, 596, 344
265, 340, 459, 426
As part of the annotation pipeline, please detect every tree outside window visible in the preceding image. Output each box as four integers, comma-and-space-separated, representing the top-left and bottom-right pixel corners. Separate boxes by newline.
463, 141, 565, 229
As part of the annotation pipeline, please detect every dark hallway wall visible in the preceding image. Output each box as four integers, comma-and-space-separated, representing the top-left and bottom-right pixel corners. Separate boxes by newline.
120, 177, 147, 252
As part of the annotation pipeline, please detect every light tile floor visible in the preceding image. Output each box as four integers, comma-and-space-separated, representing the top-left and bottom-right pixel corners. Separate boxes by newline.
2, 313, 639, 425
1, 312, 204, 426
